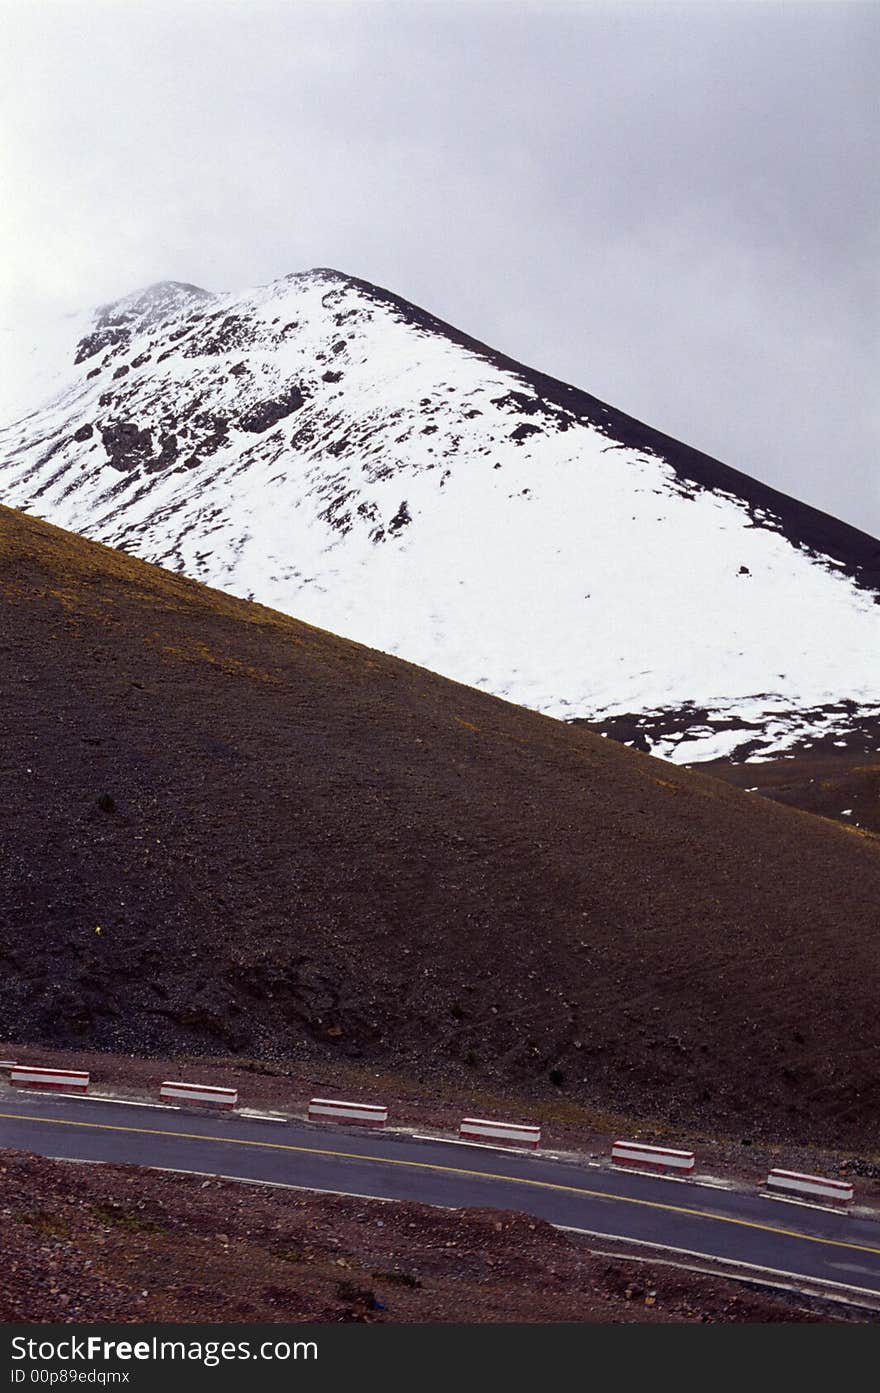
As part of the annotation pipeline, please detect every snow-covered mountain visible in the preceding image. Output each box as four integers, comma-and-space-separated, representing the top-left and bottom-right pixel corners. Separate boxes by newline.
3, 267, 879, 763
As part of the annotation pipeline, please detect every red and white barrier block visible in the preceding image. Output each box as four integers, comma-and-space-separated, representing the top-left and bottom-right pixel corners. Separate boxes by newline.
308, 1097, 388, 1129
459, 1117, 541, 1150
612, 1140, 695, 1175
159, 1081, 238, 1110
10, 1066, 89, 1095
765, 1169, 853, 1206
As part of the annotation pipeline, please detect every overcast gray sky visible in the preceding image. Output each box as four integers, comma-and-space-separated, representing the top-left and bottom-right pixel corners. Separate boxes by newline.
2, 0, 877, 532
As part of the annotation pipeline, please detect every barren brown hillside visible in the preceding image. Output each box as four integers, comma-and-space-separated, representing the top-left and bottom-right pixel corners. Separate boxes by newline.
1, 503, 878, 1149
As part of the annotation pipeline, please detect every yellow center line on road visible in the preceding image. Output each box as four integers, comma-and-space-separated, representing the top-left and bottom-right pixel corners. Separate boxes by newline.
2, 1108, 879, 1260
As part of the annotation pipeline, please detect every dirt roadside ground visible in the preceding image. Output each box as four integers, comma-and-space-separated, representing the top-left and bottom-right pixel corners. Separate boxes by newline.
3, 1149, 869, 1324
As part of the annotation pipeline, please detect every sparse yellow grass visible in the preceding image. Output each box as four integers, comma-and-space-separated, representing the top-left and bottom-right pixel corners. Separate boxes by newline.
839, 822, 880, 842
143, 636, 282, 685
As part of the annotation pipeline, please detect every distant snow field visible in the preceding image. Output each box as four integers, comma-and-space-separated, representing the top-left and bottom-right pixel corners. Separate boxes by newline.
2, 268, 879, 764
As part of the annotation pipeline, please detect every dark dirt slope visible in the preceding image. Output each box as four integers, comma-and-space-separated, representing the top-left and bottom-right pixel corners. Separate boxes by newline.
703, 750, 880, 836
1, 503, 879, 1150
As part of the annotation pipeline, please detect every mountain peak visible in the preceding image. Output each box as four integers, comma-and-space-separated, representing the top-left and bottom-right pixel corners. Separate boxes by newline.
75, 280, 215, 366
95, 279, 214, 323
284, 266, 356, 285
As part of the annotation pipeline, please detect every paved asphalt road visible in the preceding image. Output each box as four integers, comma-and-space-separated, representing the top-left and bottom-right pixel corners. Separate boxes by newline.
3, 1091, 880, 1300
